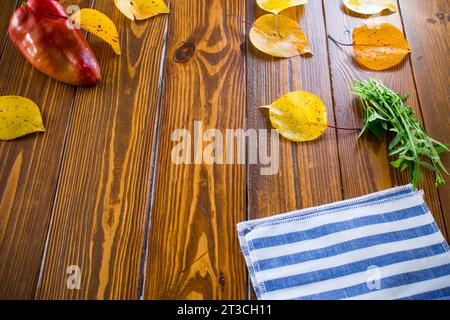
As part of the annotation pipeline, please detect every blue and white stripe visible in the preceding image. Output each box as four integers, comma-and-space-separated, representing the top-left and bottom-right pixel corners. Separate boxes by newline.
237, 185, 450, 300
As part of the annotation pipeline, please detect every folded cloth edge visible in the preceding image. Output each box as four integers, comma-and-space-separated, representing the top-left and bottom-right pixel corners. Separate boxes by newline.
238, 184, 416, 234
236, 184, 449, 299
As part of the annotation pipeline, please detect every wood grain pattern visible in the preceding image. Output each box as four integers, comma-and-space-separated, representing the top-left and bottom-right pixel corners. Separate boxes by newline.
0, 1, 448, 300
144, 0, 247, 299
0, 0, 91, 299
399, 0, 450, 236
0, 1, 17, 58
36, 2, 168, 299
323, 0, 446, 236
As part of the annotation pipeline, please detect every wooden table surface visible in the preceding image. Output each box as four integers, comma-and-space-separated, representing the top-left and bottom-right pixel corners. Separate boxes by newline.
0, 0, 448, 299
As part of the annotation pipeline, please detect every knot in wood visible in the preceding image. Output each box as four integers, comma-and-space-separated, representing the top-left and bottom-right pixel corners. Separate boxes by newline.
218, 275, 226, 286
174, 42, 196, 63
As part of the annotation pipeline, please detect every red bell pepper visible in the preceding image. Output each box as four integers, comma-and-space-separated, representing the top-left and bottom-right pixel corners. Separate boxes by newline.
9, 0, 101, 86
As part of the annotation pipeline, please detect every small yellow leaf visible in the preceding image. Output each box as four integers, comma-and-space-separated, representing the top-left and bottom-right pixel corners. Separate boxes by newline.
72, 9, 121, 55
353, 22, 410, 70
0, 96, 45, 141
257, 0, 308, 14
114, 0, 170, 21
250, 14, 312, 58
343, 0, 397, 15
261, 91, 328, 142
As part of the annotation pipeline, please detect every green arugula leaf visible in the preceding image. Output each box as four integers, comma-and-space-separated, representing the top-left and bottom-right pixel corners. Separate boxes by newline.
353, 79, 449, 188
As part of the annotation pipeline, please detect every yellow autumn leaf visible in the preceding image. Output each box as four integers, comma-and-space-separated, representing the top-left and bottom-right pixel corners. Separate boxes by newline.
250, 14, 312, 58
343, 0, 397, 15
71, 9, 121, 55
114, 0, 170, 21
257, 0, 308, 14
261, 91, 328, 142
353, 22, 410, 70
0, 96, 45, 141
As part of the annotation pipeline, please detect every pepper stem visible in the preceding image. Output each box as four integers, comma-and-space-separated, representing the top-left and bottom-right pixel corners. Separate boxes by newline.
20, 1, 27, 6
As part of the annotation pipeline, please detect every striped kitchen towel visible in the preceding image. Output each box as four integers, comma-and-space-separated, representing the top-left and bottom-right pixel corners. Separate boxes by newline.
237, 185, 450, 300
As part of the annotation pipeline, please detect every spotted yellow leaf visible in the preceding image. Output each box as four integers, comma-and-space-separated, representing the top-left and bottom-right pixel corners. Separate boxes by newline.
257, 0, 308, 14
114, 0, 170, 21
343, 0, 397, 15
353, 22, 410, 70
261, 91, 327, 142
72, 9, 121, 55
0, 96, 45, 141
250, 14, 312, 58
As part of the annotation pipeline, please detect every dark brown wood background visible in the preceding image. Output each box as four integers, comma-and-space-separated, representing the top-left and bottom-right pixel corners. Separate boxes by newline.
0, 0, 448, 299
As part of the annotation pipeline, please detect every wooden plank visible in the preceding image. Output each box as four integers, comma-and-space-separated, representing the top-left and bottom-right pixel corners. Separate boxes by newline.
0, 0, 91, 299
36, 3, 168, 299
0, 1, 17, 58
144, 0, 247, 299
398, 0, 450, 236
323, 0, 446, 237
245, 1, 343, 298
247, 0, 342, 218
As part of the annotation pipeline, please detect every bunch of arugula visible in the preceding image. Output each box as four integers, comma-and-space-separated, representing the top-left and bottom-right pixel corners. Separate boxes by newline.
352, 79, 449, 188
